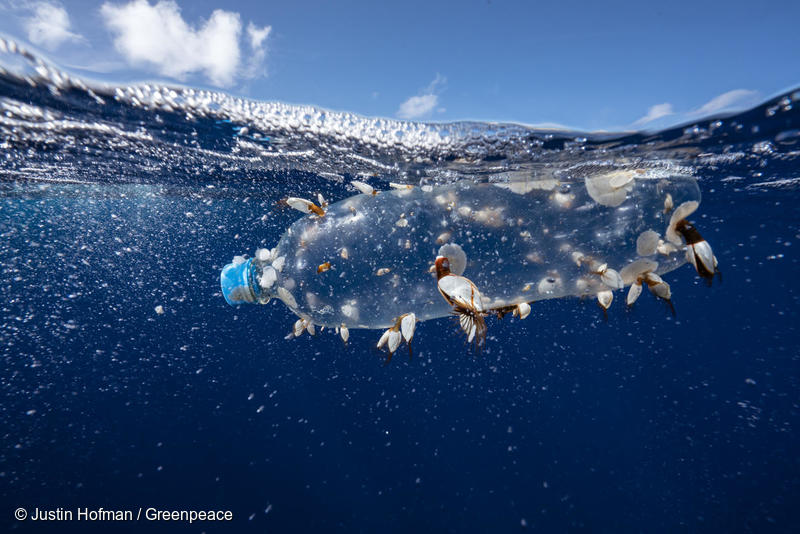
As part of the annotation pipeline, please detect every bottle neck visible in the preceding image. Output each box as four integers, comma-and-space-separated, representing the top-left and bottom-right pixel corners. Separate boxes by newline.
221, 258, 261, 306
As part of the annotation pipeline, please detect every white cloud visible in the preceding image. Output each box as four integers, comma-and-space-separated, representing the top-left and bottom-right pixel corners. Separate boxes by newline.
398, 94, 438, 119
100, 0, 271, 87
631, 103, 673, 127
247, 22, 271, 49
397, 74, 446, 119
631, 89, 760, 130
24, 2, 83, 50
694, 89, 760, 116
243, 22, 271, 79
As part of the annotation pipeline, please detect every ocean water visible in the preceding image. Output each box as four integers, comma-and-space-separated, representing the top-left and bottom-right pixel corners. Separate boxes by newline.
1, 37, 799, 532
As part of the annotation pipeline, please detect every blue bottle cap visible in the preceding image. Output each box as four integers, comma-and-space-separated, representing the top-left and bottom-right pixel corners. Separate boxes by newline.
220, 258, 257, 306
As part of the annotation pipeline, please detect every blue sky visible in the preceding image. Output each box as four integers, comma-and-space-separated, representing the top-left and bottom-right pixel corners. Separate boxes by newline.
1, 0, 798, 130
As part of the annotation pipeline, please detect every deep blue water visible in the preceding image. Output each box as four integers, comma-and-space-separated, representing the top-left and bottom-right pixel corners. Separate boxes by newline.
1, 39, 799, 532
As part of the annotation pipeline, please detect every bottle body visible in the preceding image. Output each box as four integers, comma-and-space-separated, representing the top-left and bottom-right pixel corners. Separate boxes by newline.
221, 173, 700, 330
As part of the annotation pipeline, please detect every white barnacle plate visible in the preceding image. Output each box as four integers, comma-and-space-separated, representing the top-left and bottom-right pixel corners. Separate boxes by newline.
597, 290, 614, 310
688, 239, 716, 273
636, 230, 660, 257
350, 180, 375, 195
515, 302, 531, 319
255, 248, 273, 262
619, 258, 658, 286
438, 274, 485, 312
584, 170, 637, 207
245, 177, 700, 330
259, 266, 277, 289
666, 200, 699, 245
626, 281, 643, 306
600, 268, 624, 290
437, 243, 467, 275
400, 313, 416, 342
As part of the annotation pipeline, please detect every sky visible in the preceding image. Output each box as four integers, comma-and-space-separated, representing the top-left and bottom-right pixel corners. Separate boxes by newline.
0, 0, 798, 130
